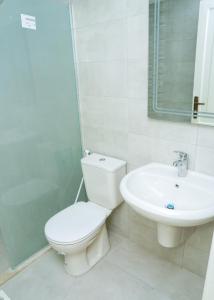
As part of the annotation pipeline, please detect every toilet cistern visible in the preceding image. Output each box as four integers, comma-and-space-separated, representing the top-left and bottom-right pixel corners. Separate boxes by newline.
173, 151, 188, 177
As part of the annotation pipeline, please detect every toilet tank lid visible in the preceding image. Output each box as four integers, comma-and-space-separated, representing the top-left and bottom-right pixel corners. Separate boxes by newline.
81, 153, 126, 172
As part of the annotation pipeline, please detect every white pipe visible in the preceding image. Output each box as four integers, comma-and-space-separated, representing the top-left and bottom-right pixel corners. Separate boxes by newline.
74, 149, 91, 204
74, 177, 84, 204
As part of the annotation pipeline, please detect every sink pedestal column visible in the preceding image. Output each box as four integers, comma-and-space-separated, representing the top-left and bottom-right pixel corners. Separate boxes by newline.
157, 223, 185, 248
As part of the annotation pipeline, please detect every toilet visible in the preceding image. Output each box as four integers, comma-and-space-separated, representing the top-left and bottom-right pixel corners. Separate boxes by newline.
45, 153, 126, 276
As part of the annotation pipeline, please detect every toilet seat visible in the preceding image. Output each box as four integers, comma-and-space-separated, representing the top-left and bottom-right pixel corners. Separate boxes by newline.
45, 202, 111, 245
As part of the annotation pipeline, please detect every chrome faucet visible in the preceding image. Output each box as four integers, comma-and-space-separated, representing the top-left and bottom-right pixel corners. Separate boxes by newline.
173, 151, 188, 177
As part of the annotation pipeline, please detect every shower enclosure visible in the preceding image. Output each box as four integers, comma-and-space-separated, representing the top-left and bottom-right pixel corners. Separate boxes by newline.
0, 0, 83, 270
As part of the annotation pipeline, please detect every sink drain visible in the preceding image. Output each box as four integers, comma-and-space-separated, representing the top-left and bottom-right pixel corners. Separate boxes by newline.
165, 203, 175, 210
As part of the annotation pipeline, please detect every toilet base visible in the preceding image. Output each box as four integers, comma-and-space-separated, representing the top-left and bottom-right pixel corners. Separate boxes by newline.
64, 224, 110, 276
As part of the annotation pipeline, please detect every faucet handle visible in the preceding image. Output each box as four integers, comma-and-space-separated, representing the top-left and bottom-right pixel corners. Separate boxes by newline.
174, 151, 188, 160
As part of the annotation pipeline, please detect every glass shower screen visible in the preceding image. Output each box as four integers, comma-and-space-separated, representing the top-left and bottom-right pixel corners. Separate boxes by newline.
0, 0, 83, 268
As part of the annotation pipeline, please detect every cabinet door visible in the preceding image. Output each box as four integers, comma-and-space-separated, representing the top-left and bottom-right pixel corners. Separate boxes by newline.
193, 0, 214, 115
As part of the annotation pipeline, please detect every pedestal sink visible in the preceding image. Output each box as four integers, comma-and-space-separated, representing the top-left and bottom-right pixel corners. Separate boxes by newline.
120, 163, 214, 248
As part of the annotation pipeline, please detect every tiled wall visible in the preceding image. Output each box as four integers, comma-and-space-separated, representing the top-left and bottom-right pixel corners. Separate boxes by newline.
71, 0, 214, 277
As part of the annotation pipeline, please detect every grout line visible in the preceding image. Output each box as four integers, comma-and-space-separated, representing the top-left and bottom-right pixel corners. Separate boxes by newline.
72, 17, 127, 31
69, 1, 85, 154
193, 125, 200, 171
72, 12, 149, 31
75, 58, 148, 64
73, 11, 149, 32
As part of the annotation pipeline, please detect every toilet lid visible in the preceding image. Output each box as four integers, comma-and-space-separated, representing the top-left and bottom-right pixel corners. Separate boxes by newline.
45, 202, 110, 244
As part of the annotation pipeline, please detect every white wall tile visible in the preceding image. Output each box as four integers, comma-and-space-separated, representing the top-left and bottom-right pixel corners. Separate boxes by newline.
79, 97, 106, 128
75, 20, 126, 62
128, 109, 198, 145
128, 99, 148, 134
128, 134, 153, 166
128, 133, 196, 169
129, 109, 150, 135
195, 146, 214, 176
197, 126, 214, 149
72, 0, 126, 28
104, 100, 128, 132
127, 61, 148, 98
127, 14, 148, 60
80, 97, 129, 132
156, 123, 198, 145
126, 0, 149, 17
149, 139, 196, 169
101, 129, 129, 161
78, 62, 126, 97
81, 125, 104, 152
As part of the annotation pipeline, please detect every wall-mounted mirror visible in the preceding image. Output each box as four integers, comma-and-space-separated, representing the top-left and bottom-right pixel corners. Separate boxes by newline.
148, 0, 214, 126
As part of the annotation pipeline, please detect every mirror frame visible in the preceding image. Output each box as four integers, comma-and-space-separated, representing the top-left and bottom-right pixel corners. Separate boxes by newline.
148, 0, 214, 126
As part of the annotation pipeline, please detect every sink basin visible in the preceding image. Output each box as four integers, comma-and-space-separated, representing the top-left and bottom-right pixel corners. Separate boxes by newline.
120, 163, 214, 247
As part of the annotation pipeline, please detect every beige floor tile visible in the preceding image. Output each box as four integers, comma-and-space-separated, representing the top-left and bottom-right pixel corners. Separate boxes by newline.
1, 231, 204, 300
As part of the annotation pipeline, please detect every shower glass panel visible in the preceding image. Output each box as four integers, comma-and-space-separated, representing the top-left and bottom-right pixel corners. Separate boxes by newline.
0, 0, 83, 268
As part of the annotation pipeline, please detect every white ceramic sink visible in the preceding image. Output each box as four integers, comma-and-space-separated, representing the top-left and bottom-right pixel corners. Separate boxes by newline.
120, 163, 214, 247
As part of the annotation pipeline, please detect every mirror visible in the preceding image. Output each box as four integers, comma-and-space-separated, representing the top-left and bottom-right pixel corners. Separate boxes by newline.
148, 0, 214, 126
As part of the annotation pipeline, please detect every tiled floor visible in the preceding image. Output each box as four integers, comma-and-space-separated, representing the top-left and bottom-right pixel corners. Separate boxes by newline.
1, 232, 204, 300
0, 231, 9, 275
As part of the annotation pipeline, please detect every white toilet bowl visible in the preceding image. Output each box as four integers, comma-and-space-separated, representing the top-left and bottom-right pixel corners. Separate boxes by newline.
45, 153, 126, 276
45, 201, 111, 276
